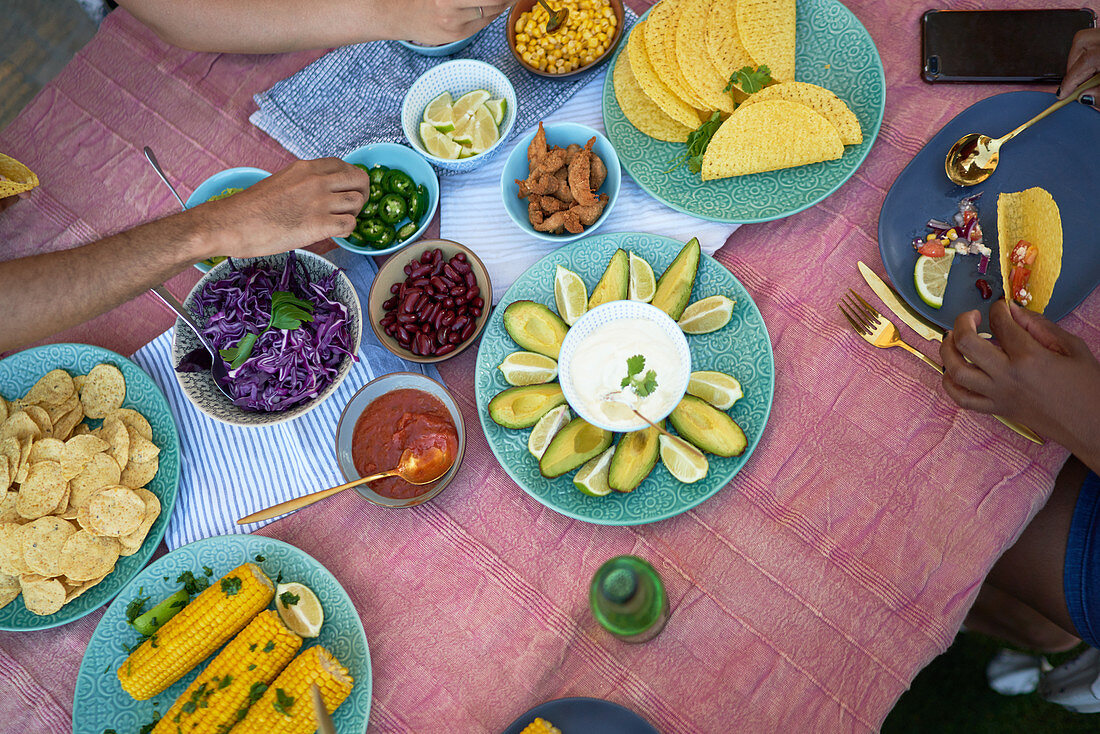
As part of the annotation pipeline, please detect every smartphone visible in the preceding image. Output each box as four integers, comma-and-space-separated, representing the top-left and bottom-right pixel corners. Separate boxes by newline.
921, 9, 1096, 83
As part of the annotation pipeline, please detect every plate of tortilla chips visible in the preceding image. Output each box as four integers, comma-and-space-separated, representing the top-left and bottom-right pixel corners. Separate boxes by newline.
602, 0, 884, 223
0, 344, 180, 630
879, 91, 1100, 329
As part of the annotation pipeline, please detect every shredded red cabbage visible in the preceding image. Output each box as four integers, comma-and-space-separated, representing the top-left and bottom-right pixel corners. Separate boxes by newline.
179, 252, 355, 412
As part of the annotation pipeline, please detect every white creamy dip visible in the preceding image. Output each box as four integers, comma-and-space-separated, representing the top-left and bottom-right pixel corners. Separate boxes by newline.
568, 317, 685, 431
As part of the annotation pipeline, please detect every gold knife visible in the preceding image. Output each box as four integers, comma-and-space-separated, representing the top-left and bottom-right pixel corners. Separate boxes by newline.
857, 261, 1043, 445
311, 683, 336, 734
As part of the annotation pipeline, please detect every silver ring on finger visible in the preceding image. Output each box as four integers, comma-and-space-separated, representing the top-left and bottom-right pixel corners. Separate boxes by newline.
477, 5, 484, 18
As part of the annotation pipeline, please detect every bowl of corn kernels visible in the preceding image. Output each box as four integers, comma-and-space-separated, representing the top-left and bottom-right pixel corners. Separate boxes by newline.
506, 0, 625, 78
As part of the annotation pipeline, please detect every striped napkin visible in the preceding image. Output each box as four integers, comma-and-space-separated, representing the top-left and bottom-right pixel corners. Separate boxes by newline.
440, 68, 738, 297
132, 249, 438, 549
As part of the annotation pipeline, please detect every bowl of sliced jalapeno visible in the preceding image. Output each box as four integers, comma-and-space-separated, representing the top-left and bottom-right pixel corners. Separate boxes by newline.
334, 143, 440, 256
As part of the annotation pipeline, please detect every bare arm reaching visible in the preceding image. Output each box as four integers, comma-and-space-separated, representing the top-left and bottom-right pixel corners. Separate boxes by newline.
0, 158, 370, 353
116, 0, 514, 53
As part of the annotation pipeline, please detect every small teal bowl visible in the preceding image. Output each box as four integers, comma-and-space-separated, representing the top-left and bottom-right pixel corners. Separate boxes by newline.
395, 27, 484, 57
186, 166, 271, 272
336, 143, 440, 256
500, 123, 621, 244
401, 59, 518, 173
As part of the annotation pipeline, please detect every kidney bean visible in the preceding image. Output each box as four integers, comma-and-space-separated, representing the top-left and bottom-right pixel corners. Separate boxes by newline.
390, 282, 401, 294
430, 276, 449, 292
446, 285, 464, 298
976, 278, 992, 300
411, 277, 430, 289
396, 325, 411, 341
466, 285, 480, 300
430, 260, 444, 277
436, 325, 449, 344
440, 310, 456, 327
442, 297, 455, 309
463, 271, 476, 287
409, 264, 429, 279
472, 297, 484, 309
400, 294, 420, 313
396, 312, 417, 324
452, 257, 471, 273
452, 315, 470, 332
415, 332, 431, 353
436, 343, 456, 356
431, 247, 443, 263
420, 250, 433, 265
461, 320, 476, 341
382, 296, 397, 311
403, 263, 413, 276
429, 309, 442, 330
422, 302, 438, 322
448, 331, 462, 345
443, 264, 460, 281
471, 307, 482, 318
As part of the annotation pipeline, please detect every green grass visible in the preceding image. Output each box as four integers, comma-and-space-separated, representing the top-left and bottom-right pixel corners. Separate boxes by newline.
883, 634, 1096, 732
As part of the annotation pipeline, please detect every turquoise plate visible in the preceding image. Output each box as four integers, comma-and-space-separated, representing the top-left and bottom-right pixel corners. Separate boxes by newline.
601, 0, 885, 223
0, 344, 181, 631
72, 535, 371, 733
474, 232, 775, 525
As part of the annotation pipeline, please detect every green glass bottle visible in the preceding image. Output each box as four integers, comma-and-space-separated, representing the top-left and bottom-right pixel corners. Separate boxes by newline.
589, 555, 669, 643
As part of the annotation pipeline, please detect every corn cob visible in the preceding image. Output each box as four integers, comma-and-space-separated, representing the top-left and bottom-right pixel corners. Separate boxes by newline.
152, 610, 302, 734
520, 719, 562, 734
118, 563, 274, 700
232, 645, 354, 734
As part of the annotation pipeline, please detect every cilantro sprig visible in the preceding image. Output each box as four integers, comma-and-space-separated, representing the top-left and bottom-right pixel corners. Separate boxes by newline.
279, 590, 300, 607
668, 111, 723, 175
219, 291, 316, 369
621, 355, 658, 398
724, 64, 774, 96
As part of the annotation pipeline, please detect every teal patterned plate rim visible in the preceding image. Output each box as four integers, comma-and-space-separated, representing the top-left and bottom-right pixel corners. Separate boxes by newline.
474, 232, 775, 525
72, 534, 372, 733
0, 343, 181, 631
601, 0, 885, 224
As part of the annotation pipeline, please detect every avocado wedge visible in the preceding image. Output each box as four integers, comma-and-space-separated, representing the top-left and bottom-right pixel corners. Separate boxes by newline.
651, 238, 700, 320
539, 418, 614, 478
667, 395, 747, 457
588, 248, 629, 309
488, 384, 566, 429
608, 423, 661, 492
503, 301, 569, 359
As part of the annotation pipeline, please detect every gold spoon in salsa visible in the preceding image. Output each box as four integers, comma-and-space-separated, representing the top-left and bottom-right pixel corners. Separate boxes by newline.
237, 444, 453, 524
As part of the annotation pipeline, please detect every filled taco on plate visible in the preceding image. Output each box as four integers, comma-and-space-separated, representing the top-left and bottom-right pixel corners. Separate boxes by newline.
997, 186, 1062, 314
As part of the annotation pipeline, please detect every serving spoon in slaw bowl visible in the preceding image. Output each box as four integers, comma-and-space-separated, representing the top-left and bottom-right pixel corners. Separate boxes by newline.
149, 285, 235, 400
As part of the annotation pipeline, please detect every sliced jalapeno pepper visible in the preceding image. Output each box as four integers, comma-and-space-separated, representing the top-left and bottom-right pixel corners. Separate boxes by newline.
378, 193, 408, 225
396, 221, 418, 242
382, 169, 415, 198
414, 185, 429, 224
371, 225, 397, 249
345, 230, 368, 247
353, 163, 370, 173
368, 165, 388, 188
356, 217, 389, 242
360, 199, 379, 217
406, 190, 422, 225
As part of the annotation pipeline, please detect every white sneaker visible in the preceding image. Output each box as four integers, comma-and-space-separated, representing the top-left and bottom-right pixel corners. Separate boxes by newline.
987, 649, 1049, 695
1040, 647, 1100, 713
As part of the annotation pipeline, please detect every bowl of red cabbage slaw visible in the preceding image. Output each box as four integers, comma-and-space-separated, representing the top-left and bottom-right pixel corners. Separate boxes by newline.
171, 250, 362, 426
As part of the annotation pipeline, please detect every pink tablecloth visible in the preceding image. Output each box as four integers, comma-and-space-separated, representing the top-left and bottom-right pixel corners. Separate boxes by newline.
1, 2, 1096, 732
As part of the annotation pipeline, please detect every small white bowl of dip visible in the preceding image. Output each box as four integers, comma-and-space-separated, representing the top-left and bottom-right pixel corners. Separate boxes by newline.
558, 301, 691, 433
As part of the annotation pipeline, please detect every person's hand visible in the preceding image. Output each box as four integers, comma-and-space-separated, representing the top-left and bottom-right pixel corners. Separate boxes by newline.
198, 157, 371, 258
940, 300, 1100, 457
1058, 28, 1100, 111
383, 0, 513, 46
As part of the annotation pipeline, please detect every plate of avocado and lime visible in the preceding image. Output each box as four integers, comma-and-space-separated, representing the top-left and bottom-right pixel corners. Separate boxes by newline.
474, 232, 775, 526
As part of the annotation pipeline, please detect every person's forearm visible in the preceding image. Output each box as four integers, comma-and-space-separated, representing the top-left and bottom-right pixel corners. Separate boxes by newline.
0, 209, 223, 353
117, 0, 391, 53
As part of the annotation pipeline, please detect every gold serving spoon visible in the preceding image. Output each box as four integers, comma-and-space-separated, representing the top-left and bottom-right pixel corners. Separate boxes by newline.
536, 0, 568, 33
237, 445, 453, 524
945, 72, 1100, 186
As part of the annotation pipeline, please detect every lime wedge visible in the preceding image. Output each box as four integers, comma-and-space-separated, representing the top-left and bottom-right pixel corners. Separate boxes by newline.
499, 351, 558, 385
452, 89, 492, 121
914, 251, 955, 309
573, 446, 615, 497
419, 122, 462, 160
554, 265, 588, 325
458, 146, 477, 159
687, 371, 743, 410
659, 435, 708, 483
628, 252, 656, 302
423, 91, 455, 133
528, 405, 571, 460
678, 295, 736, 334
275, 582, 324, 638
484, 97, 506, 126
465, 105, 500, 154
450, 115, 475, 146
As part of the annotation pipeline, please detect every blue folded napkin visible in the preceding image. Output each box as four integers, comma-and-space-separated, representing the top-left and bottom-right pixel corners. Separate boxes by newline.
250, 10, 637, 172
133, 249, 438, 549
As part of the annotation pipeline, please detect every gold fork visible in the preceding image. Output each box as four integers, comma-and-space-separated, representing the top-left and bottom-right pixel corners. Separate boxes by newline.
839, 290, 943, 373
839, 289, 1042, 444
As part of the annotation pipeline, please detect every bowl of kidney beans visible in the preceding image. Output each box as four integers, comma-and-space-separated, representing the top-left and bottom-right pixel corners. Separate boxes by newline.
368, 239, 493, 363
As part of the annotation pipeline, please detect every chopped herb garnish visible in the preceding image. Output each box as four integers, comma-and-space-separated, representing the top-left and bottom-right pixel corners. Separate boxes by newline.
621, 354, 658, 398
149, 633, 159, 648
125, 590, 151, 623
668, 111, 723, 174
220, 577, 243, 596
203, 566, 214, 577
273, 688, 295, 716
181, 702, 197, 715
162, 576, 169, 581
103, 730, 119, 734
275, 571, 284, 585
247, 682, 267, 705
170, 598, 187, 609
279, 591, 300, 607
248, 663, 256, 671
176, 570, 210, 597
139, 720, 158, 734
218, 675, 234, 690
254, 554, 265, 562
724, 64, 774, 95
249, 643, 257, 651
262, 640, 275, 653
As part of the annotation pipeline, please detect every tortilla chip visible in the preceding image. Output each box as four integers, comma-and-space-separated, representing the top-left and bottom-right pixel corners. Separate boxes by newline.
82, 485, 145, 537
1, 411, 42, 443
646, 0, 708, 111
16, 461, 69, 520
19, 574, 66, 616
675, 0, 737, 113
21, 516, 77, 577
28, 437, 65, 465
120, 457, 158, 490
62, 434, 110, 478
0, 154, 39, 199
736, 0, 797, 81
63, 574, 107, 603
739, 81, 862, 145
69, 453, 122, 511
702, 100, 843, 180
0, 459, 9, 495
627, 22, 702, 129
613, 50, 691, 142
0, 491, 19, 523
0, 572, 19, 610
0, 522, 31, 576
25, 369, 75, 407
107, 408, 152, 441
997, 187, 1063, 314
119, 488, 160, 556
126, 427, 160, 465
59, 530, 120, 581
79, 364, 126, 420
22, 405, 53, 439
101, 416, 129, 470
0, 396, 7, 425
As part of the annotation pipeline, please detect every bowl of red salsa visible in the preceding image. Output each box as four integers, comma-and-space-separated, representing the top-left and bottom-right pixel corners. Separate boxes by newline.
335, 372, 465, 508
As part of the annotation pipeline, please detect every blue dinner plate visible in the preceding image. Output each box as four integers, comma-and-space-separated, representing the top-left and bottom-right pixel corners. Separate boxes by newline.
0, 344, 181, 631
502, 697, 659, 734
474, 232, 775, 526
73, 534, 371, 733
602, 0, 885, 223
879, 90, 1100, 330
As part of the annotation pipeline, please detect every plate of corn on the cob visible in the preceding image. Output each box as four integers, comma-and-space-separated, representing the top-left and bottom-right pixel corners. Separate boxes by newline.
72, 534, 370, 733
